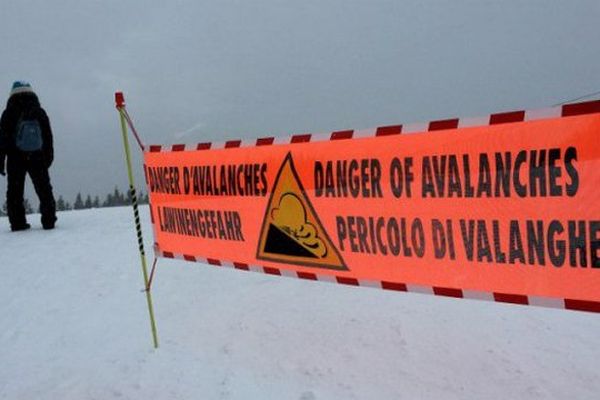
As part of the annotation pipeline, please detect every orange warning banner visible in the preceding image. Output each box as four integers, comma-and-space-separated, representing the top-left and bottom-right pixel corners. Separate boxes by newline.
144, 109, 600, 304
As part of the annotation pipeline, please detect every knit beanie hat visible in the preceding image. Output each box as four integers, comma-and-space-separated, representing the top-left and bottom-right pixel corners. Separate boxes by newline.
10, 81, 34, 96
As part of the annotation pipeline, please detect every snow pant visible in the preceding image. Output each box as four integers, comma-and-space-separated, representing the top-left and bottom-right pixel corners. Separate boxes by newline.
6, 153, 56, 228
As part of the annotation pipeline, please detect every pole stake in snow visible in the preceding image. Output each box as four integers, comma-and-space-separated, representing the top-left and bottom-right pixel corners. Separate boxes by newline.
115, 91, 159, 349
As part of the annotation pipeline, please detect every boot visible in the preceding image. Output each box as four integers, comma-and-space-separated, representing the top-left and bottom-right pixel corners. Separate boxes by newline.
11, 223, 31, 232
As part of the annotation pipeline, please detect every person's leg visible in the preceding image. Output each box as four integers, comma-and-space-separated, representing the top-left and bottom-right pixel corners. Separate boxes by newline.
28, 156, 56, 229
6, 156, 29, 230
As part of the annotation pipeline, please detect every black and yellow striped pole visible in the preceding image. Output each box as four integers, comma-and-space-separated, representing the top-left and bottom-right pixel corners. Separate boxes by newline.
115, 91, 159, 349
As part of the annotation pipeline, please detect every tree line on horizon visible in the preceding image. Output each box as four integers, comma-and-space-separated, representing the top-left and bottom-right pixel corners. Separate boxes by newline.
0, 186, 149, 216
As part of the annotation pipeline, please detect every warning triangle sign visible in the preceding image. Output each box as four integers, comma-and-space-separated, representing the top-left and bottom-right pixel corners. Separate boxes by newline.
257, 153, 347, 271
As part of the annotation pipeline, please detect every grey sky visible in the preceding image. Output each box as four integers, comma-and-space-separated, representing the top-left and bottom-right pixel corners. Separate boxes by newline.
1, 0, 599, 205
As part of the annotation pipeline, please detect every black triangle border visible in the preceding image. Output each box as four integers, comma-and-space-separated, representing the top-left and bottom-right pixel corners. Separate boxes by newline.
256, 152, 348, 271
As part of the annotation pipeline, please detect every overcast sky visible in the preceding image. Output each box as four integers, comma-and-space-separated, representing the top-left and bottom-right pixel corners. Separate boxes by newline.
0, 0, 599, 205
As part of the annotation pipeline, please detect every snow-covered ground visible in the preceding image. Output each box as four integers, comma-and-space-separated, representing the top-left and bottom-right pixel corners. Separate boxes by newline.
0, 206, 599, 399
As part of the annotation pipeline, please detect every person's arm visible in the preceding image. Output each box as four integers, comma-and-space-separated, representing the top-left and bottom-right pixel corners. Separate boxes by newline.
39, 108, 54, 168
0, 110, 8, 175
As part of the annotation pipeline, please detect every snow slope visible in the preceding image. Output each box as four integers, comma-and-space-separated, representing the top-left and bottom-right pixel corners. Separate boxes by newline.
0, 206, 599, 399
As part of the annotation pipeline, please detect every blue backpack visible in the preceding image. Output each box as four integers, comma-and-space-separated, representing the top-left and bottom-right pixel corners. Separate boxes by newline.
15, 113, 43, 152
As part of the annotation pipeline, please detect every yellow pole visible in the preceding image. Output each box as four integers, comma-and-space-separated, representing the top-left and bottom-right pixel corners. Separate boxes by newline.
115, 92, 159, 349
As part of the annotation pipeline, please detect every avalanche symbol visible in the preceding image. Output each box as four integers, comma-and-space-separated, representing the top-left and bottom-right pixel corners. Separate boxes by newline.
257, 153, 347, 270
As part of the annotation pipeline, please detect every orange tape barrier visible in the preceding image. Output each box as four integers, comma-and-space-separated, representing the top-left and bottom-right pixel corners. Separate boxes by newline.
144, 101, 600, 311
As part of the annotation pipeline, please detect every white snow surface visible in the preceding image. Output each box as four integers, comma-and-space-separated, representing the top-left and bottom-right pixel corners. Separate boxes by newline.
0, 206, 599, 399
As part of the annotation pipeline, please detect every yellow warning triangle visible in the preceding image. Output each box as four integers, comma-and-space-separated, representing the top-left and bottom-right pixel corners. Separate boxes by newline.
257, 153, 347, 270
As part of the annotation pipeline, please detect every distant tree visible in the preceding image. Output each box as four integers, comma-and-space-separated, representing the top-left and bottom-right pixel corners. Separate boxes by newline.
56, 196, 66, 211
97, 186, 142, 208
103, 193, 114, 207
112, 187, 121, 206
0, 201, 6, 216
115, 186, 128, 206
65, 202, 72, 211
74, 193, 84, 210
84, 194, 92, 209
138, 191, 149, 205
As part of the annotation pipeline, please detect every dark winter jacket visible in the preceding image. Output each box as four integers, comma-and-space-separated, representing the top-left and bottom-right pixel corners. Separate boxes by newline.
0, 92, 54, 168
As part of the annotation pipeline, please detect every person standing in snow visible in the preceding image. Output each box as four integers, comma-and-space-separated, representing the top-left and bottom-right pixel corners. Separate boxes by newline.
0, 81, 56, 231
